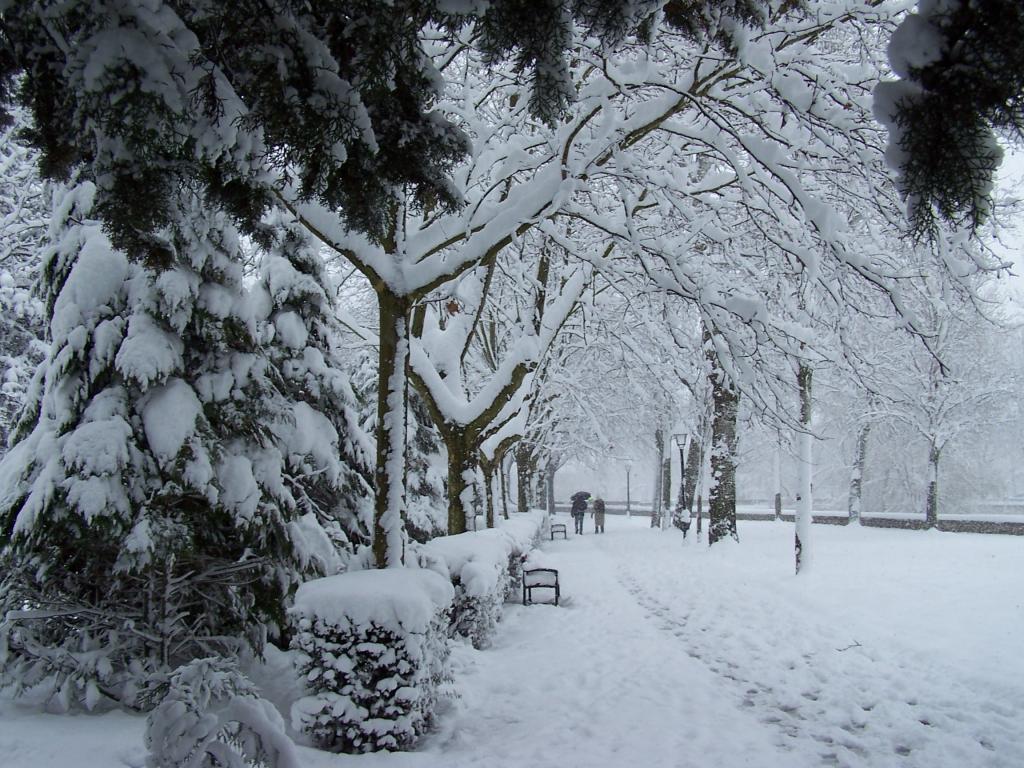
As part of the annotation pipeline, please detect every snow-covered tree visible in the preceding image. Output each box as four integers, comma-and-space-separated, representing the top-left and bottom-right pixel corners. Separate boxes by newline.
0, 185, 341, 709
0, 0, 784, 569
0, 115, 47, 451
876, 0, 1024, 237
254, 212, 375, 562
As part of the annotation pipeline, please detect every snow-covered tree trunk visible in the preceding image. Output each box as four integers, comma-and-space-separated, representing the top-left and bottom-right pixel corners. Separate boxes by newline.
443, 427, 479, 535
848, 423, 870, 524
652, 429, 664, 528
373, 291, 411, 567
661, 452, 671, 531
545, 460, 556, 516
795, 362, 813, 574
683, 437, 702, 515
500, 453, 511, 520
481, 455, 497, 529
708, 386, 739, 545
925, 438, 941, 528
707, 337, 739, 545
516, 443, 534, 513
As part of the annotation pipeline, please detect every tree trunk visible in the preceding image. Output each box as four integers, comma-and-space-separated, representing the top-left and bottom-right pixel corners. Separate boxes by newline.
661, 452, 671, 530
546, 461, 556, 515
795, 362, 813, 574
373, 292, 411, 568
848, 422, 870, 524
708, 348, 739, 545
516, 443, 533, 513
481, 456, 496, 529
652, 429, 665, 527
445, 427, 478, 535
684, 437, 702, 514
500, 452, 511, 519
533, 468, 546, 513
925, 438, 940, 528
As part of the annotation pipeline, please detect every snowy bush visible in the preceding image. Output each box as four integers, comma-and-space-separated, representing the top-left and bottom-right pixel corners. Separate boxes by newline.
415, 511, 547, 648
417, 532, 510, 649
143, 657, 299, 768
289, 568, 454, 753
495, 511, 548, 594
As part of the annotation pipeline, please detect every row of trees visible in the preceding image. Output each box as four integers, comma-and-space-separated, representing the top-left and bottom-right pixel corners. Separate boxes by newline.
0, 0, 1018, 711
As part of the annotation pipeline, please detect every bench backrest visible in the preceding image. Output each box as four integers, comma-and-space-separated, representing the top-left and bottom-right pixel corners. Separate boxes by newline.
523, 568, 559, 587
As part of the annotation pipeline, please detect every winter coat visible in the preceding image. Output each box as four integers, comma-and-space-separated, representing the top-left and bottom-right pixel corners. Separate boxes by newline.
571, 497, 588, 517
592, 498, 606, 525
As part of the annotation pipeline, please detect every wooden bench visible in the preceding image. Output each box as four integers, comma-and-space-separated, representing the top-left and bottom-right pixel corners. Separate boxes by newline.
550, 523, 567, 540
522, 568, 560, 606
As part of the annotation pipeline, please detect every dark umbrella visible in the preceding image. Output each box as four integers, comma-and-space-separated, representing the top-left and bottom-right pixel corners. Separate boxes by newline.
570, 491, 591, 501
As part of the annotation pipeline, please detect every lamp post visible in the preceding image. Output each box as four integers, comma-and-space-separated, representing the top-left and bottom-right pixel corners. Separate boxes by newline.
672, 433, 688, 516
626, 462, 632, 517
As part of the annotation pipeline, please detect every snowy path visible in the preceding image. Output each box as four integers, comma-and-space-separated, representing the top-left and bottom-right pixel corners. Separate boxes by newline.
2, 518, 1022, 768
614, 534, 1024, 768
337, 519, 1024, 768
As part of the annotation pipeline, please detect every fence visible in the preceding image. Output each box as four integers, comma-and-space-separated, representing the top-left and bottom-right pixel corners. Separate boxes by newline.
551, 502, 1024, 535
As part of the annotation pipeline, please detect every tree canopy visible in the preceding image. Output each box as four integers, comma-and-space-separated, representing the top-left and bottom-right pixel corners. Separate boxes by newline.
876, 0, 1024, 237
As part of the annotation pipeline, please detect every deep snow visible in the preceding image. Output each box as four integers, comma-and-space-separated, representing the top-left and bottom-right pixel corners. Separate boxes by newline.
2, 518, 1022, 767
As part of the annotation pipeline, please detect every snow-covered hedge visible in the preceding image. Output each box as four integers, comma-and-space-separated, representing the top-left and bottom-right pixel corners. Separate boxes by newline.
289, 568, 454, 754
416, 511, 547, 648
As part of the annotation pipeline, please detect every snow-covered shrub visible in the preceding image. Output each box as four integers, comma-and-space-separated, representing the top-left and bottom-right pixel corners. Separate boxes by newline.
417, 531, 511, 649
144, 657, 299, 768
495, 511, 548, 596
415, 511, 545, 648
290, 568, 454, 753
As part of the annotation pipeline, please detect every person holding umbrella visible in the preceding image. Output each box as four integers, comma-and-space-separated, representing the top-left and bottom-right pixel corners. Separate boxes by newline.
570, 491, 590, 535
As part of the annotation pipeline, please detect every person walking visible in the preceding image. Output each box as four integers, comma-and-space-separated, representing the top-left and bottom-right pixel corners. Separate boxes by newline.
592, 497, 606, 533
674, 506, 691, 539
570, 492, 589, 534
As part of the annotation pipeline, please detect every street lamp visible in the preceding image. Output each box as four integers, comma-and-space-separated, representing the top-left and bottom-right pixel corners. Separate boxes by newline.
672, 434, 688, 516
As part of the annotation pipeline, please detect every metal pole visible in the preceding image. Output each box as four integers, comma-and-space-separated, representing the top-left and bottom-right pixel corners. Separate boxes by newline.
626, 467, 631, 517
677, 441, 687, 512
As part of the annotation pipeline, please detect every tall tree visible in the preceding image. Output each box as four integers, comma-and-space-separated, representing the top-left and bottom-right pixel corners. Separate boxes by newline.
0, 0, 784, 567
0, 185, 345, 708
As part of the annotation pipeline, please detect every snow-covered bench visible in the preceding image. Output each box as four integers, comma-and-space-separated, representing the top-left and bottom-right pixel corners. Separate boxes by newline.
522, 568, 560, 606
550, 523, 567, 540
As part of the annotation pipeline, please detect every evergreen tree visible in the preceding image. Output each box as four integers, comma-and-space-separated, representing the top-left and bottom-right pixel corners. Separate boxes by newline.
876, 0, 1024, 236
0, 0, 774, 251
406, 389, 447, 542
254, 212, 375, 560
0, 185, 337, 709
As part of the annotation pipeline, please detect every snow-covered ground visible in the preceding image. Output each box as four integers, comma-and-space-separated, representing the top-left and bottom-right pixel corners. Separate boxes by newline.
2, 518, 1022, 767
